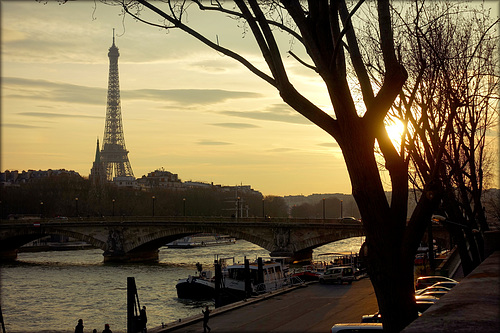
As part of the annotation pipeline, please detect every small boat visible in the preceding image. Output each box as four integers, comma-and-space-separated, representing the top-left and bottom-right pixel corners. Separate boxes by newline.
176, 257, 303, 304
291, 262, 327, 282
167, 233, 236, 248
175, 268, 216, 300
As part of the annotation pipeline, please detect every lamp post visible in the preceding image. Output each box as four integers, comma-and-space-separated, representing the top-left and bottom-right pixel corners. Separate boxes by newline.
340, 200, 343, 218
112, 199, 115, 216
237, 197, 240, 220
183, 198, 186, 217
262, 198, 265, 219
322, 198, 326, 220
75, 197, 79, 217
152, 196, 156, 217
40, 201, 44, 219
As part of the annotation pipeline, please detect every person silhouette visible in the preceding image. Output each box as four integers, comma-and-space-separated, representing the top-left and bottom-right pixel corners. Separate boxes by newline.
102, 323, 112, 333
140, 306, 148, 332
74, 319, 84, 333
202, 306, 211, 333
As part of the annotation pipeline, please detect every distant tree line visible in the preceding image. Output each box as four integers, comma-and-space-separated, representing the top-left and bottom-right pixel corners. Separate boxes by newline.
0, 175, 295, 219
1, 174, 371, 220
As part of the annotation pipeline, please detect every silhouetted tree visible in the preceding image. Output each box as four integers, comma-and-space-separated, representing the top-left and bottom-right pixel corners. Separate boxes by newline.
263, 195, 288, 217
382, 1, 499, 275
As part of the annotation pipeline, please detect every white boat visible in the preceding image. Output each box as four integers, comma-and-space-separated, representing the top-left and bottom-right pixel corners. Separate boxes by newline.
167, 233, 236, 248
176, 257, 303, 303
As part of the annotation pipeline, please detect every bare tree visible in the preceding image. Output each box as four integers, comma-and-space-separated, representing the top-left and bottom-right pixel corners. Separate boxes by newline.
387, 1, 499, 275
93, 0, 496, 330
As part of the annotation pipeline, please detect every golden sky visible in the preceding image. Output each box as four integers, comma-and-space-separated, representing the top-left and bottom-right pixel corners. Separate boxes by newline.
2, 1, 497, 196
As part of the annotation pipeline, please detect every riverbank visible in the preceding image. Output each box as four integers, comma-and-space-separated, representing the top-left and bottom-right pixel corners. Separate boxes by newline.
150, 277, 378, 333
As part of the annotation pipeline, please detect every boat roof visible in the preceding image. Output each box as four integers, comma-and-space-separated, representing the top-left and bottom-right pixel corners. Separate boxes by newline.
316, 252, 354, 257
228, 262, 282, 269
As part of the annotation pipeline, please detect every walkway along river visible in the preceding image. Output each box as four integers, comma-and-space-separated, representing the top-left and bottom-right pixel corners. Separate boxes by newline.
0, 237, 364, 333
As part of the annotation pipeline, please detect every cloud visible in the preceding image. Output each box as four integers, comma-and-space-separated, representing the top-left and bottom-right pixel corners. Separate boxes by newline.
1, 123, 48, 129
266, 147, 297, 153
210, 123, 260, 129
318, 142, 340, 148
2, 28, 27, 43
218, 103, 312, 125
18, 112, 102, 119
197, 140, 232, 146
124, 89, 261, 105
3, 77, 261, 107
187, 59, 240, 73
3, 77, 105, 105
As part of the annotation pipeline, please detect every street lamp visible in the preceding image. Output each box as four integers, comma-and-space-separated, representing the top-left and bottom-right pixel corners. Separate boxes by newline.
183, 198, 186, 216
112, 199, 115, 216
75, 197, 79, 217
40, 201, 44, 218
152, 196, 156, 217
322, 198, 326, 220
237, 197, 240, 220
340, 200, 343, 218
262, 198, 265, 219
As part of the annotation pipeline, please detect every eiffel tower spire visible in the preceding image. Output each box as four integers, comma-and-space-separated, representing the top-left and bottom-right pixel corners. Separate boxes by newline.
100, 29, 134, 181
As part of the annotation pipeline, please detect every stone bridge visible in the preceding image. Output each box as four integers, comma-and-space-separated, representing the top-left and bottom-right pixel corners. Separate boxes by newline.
0, 216, 367, 262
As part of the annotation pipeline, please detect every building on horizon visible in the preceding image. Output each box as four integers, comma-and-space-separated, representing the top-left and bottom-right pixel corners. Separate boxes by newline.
1, 169, 81, 187
89, 138, 107, 186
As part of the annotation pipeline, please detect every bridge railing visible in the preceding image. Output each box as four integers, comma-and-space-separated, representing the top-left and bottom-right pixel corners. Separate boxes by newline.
0, 215, 364, 226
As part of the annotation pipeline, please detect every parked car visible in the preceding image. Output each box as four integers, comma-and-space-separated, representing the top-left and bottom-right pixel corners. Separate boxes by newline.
418, 291, 448, 298
429, 281, 458, 289
415, 276, 458, 290
361, 312, 382, 323
361, 310, 421, 324
415, 295, 440, 312
415, 286, 451, 295
342, 217, 360, 222
319, 266, 355, 284
331, 323, 383, 332
414, 254, 427, 265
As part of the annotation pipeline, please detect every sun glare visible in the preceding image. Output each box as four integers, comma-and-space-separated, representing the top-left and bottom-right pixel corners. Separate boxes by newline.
385, 119, 405, 149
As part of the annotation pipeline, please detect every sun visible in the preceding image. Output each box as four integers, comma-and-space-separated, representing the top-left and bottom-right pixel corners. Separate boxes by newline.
385, 119, 406, 149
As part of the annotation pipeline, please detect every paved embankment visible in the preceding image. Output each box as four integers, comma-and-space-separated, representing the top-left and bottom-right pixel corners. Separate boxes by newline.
149, 278, 378, 333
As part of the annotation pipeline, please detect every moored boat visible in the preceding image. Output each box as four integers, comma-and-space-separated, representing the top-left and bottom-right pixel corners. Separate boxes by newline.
175, 269, 216, 299
175, 256, 304, 305
167, 233, 236, 248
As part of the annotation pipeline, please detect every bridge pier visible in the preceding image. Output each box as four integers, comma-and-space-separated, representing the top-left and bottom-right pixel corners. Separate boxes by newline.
103, 249, 159, 263
0, 249, 18, 261
270, 248, 313, 264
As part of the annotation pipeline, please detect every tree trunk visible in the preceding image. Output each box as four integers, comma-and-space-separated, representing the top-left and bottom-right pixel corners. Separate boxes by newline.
340, 131, 418, 332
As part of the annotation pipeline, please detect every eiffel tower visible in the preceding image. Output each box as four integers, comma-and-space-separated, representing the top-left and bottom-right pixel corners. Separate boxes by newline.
100, 30, 134, 181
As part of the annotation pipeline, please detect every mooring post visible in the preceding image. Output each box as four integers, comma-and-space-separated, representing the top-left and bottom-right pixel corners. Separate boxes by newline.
244, 258, 251, 298
214, 260, 222, 308
127, 277, 138, 333
257, 257, 264, 285
0, 305, 6, 333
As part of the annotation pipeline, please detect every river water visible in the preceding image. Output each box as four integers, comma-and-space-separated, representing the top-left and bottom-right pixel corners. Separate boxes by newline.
0, 237, 364, 333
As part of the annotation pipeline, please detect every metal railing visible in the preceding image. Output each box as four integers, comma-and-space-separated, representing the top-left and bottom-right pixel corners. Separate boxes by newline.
253, 275, 305, 295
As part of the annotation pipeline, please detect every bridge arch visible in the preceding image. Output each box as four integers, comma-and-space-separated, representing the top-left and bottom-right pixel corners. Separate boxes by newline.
0, 217, 368, 262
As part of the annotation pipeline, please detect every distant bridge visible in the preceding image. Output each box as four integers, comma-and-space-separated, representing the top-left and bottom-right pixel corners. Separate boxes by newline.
0, 216, 366, 262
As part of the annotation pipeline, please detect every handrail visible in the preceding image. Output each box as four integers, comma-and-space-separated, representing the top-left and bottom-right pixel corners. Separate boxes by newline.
1, 215, 364, 226
253, 275, 305, 295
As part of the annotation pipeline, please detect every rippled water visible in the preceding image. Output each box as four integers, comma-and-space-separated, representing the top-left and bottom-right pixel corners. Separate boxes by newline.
1, 237, 364, 333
